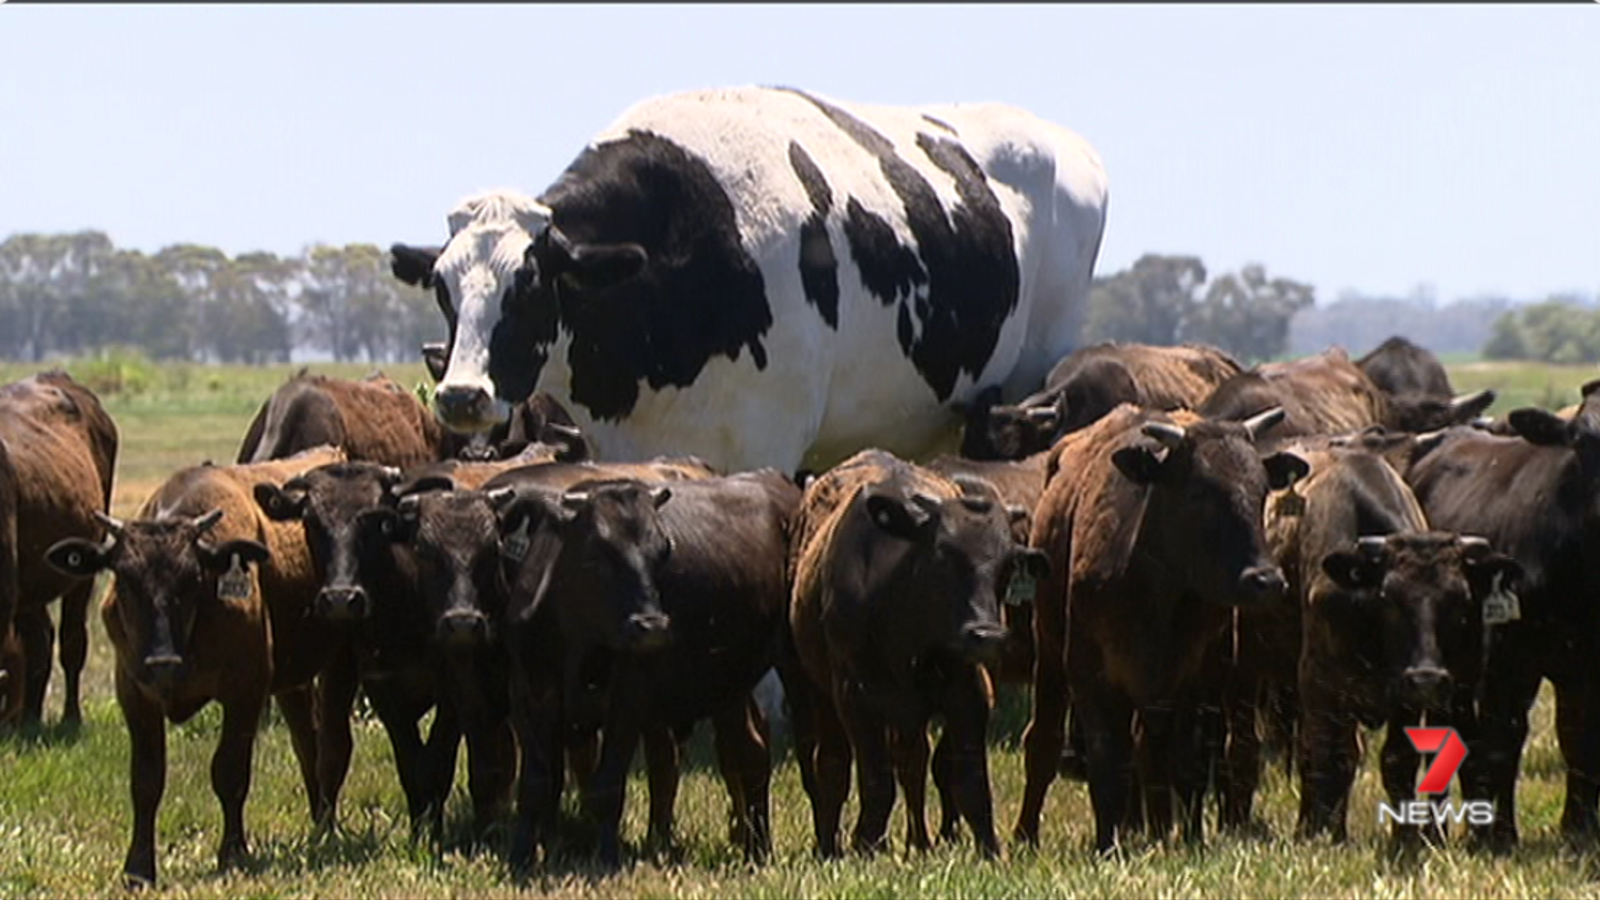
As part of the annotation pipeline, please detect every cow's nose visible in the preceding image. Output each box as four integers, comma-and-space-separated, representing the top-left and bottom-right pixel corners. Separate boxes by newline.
960, 622, 1009, 664
435, 385, 496, 429
437, 610, 489, 647
624, 612, 672, 651
1403, 666, 1453, 707
317, 586, 368, 621
1238, 565, 1288, 603
144, 654, 184, 687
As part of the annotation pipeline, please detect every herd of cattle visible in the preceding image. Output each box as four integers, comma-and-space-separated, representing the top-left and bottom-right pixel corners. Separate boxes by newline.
5, 334, 1600, 887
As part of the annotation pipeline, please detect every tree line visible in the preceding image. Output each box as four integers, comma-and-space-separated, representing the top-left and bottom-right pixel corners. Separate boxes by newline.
0, 232, 1582, 366
0, 231, 441, 364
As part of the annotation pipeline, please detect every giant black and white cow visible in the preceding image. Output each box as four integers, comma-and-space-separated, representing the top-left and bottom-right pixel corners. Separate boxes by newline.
391, 86, 1109, 474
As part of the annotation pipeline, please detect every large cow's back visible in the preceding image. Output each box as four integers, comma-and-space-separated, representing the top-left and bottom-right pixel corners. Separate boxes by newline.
1200, 349, 1386, 441
240, 372, 441, 469
473, 86, 1107, 473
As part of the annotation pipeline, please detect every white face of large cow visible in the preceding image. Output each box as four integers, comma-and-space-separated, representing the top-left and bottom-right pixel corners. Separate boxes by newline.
390, 190, 645, 435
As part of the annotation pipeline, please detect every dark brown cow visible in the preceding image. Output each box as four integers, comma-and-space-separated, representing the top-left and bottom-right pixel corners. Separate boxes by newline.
787, 449, 1047, 858
962, 342, 1244, 461
486, 466, 793, 868
1014, 404, 1307, 853
1406, 382, 1600, 850
0, 370, 118, 725
1221, 444, 1520, 844
1356, 335, 1455, 399
45, 446, 349, 887
1199, 347, 1494, 442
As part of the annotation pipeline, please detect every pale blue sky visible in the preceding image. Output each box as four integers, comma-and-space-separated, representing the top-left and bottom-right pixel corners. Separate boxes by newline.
2, 4, 1595, 304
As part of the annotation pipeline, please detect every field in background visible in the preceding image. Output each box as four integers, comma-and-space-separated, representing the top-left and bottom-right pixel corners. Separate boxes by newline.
3, 357, 1600, 899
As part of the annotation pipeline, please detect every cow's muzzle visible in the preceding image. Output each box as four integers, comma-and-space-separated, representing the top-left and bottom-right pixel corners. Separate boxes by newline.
142, 654, 185, 690
1237, 565, 1288, 605
960, 621, 1010, 665
316, 585, 369, 621
1400, 665, 1453, 710
434, 384, 509, 434
437, 610, 490, 648
623, 611, 673, 652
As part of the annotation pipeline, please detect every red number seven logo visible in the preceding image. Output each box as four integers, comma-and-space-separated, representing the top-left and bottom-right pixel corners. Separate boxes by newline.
1406, 726, 1469, 794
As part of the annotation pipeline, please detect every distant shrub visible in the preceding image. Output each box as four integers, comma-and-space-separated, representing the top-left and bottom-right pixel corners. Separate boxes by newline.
74, 345, 159, 397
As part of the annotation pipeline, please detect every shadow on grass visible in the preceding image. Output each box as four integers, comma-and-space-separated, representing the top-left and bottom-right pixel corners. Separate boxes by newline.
0, 716, 87, 753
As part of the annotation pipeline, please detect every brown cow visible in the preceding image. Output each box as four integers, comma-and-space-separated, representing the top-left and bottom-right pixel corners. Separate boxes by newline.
45, 446, 349, 887
962, 342, 1244, 461
237, 370, 444, 468
0, 370, 118, 725
1199, 347, 1494, 443
787, 449, 1048, 858
1014, 404, 1307, 853
0, 439, 20, 726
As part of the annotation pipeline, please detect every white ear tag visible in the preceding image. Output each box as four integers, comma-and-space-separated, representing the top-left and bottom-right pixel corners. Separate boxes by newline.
1005, 569, 1038, 607
503, 519, 531, 562
218, 554, 253, 601
1482, 570, 1521, 626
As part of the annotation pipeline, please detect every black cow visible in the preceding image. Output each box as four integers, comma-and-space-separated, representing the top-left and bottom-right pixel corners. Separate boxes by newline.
487, 468, 799, 868
1405, 382, 1600, 849
1356, 335, 1455, 400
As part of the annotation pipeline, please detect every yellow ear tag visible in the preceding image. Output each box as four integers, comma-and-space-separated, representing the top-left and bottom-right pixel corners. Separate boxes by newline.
1483, 570, 1521, 626
218, 554, 252, 601
503, 519, 531, 562
1273, 471, 1307, 518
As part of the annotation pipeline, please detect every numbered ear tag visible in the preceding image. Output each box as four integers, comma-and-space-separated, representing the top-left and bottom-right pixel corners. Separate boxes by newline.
1005, 569, 1038, 607
502, 519, 531, 562
1274, 484, 1307, 519
1483, 570, 1521, 626
218, 554, 253, 601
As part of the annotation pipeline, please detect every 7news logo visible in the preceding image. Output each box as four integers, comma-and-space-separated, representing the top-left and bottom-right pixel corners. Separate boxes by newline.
1376, 727, 1496, 827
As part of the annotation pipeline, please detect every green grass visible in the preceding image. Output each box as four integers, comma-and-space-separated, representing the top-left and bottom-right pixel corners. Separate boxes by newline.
4, 358, 1600, 898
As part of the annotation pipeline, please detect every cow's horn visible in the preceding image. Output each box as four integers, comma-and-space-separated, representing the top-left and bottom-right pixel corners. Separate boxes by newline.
560, 490, 590, 511
1242, 407, 1287, 441
192, 509, 224, 533
487, 487, 517, 511
1140, 422, 1186, 449
93, 510, 126, 538
1457, 535, 1492, 559
1357, 535, 1387, 557
380, 466, 403, 485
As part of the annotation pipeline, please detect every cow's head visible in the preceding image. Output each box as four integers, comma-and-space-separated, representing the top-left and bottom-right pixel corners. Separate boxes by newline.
366, 489, 507, 651
46, 510, 269, 698
1384, 389, 1498, 434
960, 386, 1066, 462
1504, 380, 1600, 478
1111, 408, 1308, 608
253, 462, 403, 621
1319, 532, 1522, 711
854, 473, 1049, 665
391, 190, 647, 435
493, 479, 674, 653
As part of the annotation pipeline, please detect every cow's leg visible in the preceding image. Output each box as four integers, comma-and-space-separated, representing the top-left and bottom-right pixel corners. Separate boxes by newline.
804, 678, 852, 858
1135, 705, 1175, 841
942, 664, 1000, 858
56, 579, 92, 725
507, 672, 562, 873
275, 682, 324, 821
642, 723, 681, 853
711, 697, 772, 861
1556, 679, 1600, 843
1080, 689, 1136, 855
422, 699, 463, 837
931, 726, 961, 843
1173, 702, 1213, 847
837, 682, 894, 855
1220, 671, 1263, 833
116, 667, 166, 887
890, 721, 932, 852
1379, 713, 1428, 849
314, 649, 361, 831
587, 708, 644, 868
1015, 637, 1069, 845
15, 605, 52, 725
213, 694, 265, 872
1295, 704, 1357, 842
464, 715, 517, 838
362, 678, 438, 839
1466, 667, 1540, 852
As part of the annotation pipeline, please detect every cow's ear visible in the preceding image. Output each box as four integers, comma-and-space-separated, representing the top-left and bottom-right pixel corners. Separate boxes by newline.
1263, 451, 1311, 491
254, 481, 307, 522
1465, 550, 1524, 596
564, 242, 648, 291
46, 538, 113, 578
1508, 407, 1571, 446
1017, 546, 1051, 582
391, 243, 440, 288
1111, 445, 1165, 484
1321, 549, 1382, 591
197, 539, 271, 572
865, 492, 937, 541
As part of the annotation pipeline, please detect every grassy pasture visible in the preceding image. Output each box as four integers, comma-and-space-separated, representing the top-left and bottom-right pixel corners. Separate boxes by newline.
3, 358, 1600, 899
